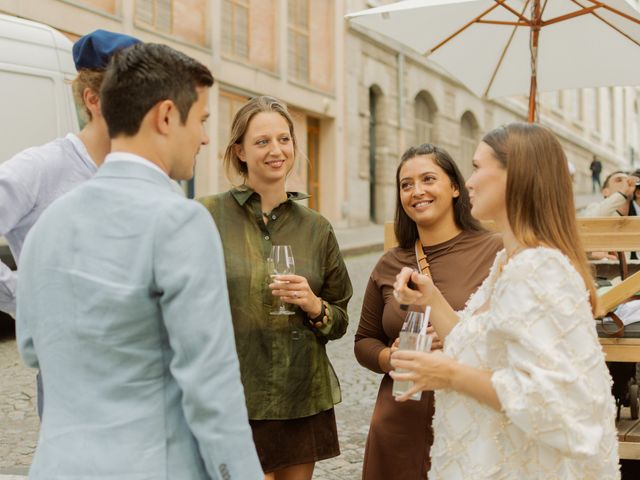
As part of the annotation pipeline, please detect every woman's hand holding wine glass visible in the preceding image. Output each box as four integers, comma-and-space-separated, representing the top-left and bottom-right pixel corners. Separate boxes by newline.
268, 245, 322, 317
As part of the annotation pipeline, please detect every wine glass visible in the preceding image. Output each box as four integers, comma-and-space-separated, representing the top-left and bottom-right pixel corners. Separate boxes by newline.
268, 245, 296, 315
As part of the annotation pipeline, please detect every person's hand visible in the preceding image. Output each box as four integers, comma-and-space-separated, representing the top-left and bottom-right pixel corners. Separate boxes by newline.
393, 267, 434, 307
269, 274, 322, 316
427, 325, 443, 351
379, 341, 398, 373
621, 176, 637, 199
589, 251, 618, 261
390, 337, 400, 355
389, 350, 455, 401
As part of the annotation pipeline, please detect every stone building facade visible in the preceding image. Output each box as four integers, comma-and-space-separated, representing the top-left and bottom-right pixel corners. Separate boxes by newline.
346, 0, 640, 224
2, 0, 639, 228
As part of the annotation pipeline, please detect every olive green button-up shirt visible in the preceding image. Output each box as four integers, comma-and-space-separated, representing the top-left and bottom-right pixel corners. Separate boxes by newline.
199, 187, 352, 420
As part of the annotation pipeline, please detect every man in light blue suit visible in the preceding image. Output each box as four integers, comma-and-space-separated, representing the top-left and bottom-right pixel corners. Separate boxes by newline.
16, 42, 264, 479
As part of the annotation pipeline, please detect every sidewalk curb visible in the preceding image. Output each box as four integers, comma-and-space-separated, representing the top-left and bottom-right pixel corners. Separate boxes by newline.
334, 224, 384, 259
339, 242, 383, 258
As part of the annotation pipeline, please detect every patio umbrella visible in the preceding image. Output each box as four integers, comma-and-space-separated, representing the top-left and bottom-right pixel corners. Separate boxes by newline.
347, 0, 640, 122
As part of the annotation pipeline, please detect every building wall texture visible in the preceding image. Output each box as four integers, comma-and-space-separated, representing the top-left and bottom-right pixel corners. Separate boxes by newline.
2, 0, 639, 228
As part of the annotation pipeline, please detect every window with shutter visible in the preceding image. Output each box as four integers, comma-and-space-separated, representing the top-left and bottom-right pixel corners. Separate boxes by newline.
77, 0, 117, 14
222, 0, 250, 59
288, 0, 310, 83
135, 0, 207, 47
155, 0, 172, 33
136, 0, 154, 24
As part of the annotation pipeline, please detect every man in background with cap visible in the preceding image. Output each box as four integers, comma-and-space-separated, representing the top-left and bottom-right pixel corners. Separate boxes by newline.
0, 29, 139, 416
16, 41, 264, 479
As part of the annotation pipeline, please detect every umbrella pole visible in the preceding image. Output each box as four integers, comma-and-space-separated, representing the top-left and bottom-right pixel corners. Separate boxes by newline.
528, 0, 541, 123
528, 76, 537, 123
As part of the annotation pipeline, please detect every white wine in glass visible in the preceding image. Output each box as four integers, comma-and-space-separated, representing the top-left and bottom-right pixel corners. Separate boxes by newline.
268, 245, 295, 315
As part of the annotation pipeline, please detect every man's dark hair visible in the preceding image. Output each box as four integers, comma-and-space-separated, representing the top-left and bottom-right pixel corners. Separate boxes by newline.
394, 143, 483, 249
101, 43, 214, 137
602, 170, 626, 190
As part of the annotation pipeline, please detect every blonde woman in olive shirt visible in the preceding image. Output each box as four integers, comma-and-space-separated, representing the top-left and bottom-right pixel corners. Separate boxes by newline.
199, 96, 352, 480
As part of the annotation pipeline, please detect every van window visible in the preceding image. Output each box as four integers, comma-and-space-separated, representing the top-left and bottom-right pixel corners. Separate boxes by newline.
0, 70, 59, 163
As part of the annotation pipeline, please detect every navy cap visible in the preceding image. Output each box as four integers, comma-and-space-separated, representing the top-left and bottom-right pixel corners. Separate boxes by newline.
72, 29, 141, 71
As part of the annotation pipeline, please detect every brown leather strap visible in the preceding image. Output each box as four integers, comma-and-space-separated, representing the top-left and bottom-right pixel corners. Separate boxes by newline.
600, 311, 625, 338
398, 239, 433, 312
414, 239, 431, 277
617, 251, 628, 280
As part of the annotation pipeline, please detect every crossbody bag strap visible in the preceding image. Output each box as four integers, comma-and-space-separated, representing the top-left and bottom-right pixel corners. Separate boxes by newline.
414, 239, 432, 277
599, 293, 640, 338
600, 311, 625, 338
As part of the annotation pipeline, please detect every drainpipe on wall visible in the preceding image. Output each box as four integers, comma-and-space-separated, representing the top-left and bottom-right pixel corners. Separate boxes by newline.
397, 52, 405, 152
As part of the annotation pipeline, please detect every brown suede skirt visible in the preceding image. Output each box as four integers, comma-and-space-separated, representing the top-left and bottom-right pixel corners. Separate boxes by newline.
249, 408, 340, 473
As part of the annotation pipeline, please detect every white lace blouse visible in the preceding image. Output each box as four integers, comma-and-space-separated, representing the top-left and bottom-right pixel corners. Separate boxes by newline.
430, 247, 619, 480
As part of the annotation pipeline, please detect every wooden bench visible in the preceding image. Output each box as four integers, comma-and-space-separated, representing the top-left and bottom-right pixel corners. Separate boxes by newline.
383, 217, 640, 459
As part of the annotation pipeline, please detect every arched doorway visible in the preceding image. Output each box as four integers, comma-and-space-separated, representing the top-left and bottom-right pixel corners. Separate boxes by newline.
460, 111, 479, 180
413, 91, 437, 146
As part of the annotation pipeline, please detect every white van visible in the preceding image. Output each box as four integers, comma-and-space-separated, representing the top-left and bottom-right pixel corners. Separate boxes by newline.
0, 14, 78, 312
0, 13, 78, 163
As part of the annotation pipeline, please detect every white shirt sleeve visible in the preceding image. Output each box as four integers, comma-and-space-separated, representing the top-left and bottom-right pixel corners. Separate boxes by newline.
580, 192, 627, 217
0, 263, 16, 315
488, 249, 614, 458
0, 150, 41, 313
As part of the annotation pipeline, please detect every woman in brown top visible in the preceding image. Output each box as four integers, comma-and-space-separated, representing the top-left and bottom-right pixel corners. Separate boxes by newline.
354, 143, 502, 480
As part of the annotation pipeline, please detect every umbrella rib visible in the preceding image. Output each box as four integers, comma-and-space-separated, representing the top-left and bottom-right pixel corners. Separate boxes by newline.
539, 0, 551, 20
493, 0, 531, 23
483, 0, 533, 97
542, 5, 599, 26
569, 0, 640, 48
542, 0, 638, 26
477, 20, 529, 25
584, 0, 640, 25
430, 0, 528, 54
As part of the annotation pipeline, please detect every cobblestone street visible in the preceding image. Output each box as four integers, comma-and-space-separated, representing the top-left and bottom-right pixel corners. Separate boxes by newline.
0, 322, 37, 476
314, 251, 381, 480
0, 250, 382, 479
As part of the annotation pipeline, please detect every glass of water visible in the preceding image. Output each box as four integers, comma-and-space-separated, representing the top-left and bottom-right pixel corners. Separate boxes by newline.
392, 311, 432, 400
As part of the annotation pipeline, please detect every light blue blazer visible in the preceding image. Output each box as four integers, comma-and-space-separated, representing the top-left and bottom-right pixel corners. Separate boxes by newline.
16, 158, 263, 480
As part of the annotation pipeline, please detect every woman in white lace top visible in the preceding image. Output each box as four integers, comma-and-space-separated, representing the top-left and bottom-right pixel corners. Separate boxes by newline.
391, 123, 619, 480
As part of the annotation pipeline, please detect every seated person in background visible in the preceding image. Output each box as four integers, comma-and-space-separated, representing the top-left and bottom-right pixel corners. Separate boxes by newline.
582, 170, 640, 477
628, 169, 640, 217
628, 169, 640, 261
582, 170, 636, 217
581, 170, 636, 261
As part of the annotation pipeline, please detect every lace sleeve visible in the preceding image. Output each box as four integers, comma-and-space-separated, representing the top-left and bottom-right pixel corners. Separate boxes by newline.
488, 249, 613, 458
